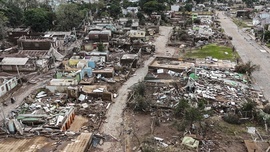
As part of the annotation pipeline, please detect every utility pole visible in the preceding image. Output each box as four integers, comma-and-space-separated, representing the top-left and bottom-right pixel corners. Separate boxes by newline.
16, 65, 22, 84
0, 102, 6, 129
262, 25, 265, 45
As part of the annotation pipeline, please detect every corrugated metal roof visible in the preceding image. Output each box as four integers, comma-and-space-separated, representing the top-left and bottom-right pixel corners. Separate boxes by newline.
1, 57, 29, 65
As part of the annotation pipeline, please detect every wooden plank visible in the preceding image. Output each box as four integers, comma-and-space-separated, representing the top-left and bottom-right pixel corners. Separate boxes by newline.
0, 137, 49, 152
63, 133, 93, 152
244, 140, 260, 152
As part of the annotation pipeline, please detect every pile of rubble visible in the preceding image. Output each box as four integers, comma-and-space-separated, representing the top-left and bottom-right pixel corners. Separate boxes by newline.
136, 66, 266, 119
0, 86, 113, 137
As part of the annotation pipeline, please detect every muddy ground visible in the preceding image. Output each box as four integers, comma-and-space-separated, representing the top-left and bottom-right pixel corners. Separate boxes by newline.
94, 26, 176, 152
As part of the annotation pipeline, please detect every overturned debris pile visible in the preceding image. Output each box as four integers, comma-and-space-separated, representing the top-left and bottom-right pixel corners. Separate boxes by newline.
126, 66, 267, 151
1, 86, 114, 136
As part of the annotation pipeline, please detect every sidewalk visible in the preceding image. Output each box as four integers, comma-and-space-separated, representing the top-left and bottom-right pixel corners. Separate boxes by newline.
245, 31, 270, 53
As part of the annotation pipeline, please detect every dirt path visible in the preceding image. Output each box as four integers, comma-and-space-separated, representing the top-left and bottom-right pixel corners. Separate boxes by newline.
96, 26, 175, 152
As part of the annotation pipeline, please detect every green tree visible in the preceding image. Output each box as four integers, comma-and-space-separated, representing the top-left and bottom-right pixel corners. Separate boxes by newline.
23, 8, 53, 32
243, 0, 254, 8
125, 19, 132, 27
174, 99, 190, 117
97, 42, 104, 51
142, 1, 166, 15
109, 3, 121, 19
263, 30, 270, 43
2, 2, 23, 27
123, 0, 131, 8
193, 18, 201, 24
184, 3, 193, 12
185, 107, 203, 125
55, 4, 86, 31
18, 0, 39, 10
0, 11, 8, 39
137, 12, 145, 20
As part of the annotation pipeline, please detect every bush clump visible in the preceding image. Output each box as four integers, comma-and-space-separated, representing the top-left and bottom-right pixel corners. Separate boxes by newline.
223, 113, 241, 124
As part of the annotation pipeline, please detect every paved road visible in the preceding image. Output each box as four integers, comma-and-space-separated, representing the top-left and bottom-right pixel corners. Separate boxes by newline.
96, 26, 175, 152
219, 12, 270, 101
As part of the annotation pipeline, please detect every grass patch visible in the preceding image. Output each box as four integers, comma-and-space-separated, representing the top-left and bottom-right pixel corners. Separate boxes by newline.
184, 43, 238, 60
232, 18, 249, 28
266, 43, 270, 48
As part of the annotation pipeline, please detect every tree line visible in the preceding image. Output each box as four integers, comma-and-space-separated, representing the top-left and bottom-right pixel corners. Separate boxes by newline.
0, 0, 108, 32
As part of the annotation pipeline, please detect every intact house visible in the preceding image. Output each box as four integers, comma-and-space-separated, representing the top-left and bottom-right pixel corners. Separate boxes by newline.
128, 30, 146, 42
0, 76, 18, 97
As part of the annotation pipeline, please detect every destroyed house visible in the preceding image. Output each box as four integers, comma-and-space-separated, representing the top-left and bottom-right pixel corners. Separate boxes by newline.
82, 41, 109, 52
81, 85, 113, 101
63, 58, 96, 72
17, 106, 75, 131
95, 23, 116, 32
0, 76, 18, 97
129, 30, 146, 38
46, 78, 78, 93
118, 18, 129, 26
92, 67, 114, 78
56, 66, 93, 83
17, 36, 54, 50
146, 26, 160, 35
88, 51, 109, 62
236, 10, 252, 18
120, 54, 139, 68
44, 31, 71, 40
44, 31, 73, 47
7, 27, 31, 44
149, 57, 195, 72
0, 57, 37, 72
131, 20, 139, 30
88, 31, 111, 42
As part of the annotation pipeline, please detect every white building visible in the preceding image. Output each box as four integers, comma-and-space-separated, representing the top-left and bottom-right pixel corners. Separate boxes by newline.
0, 77, 18, 97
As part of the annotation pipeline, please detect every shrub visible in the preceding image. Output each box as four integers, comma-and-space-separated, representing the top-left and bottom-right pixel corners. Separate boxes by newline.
133, 95, 150, 112
223, 113, 241, 124
263, 105, 270, 114
133, 82, 146, 96
97, 42, 105, 52
235, 61, 260, 76
174, 99, 190, 117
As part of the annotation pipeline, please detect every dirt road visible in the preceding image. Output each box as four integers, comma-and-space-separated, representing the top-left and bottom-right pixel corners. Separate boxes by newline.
97, 26, 175, 152
218, 12, 270, 101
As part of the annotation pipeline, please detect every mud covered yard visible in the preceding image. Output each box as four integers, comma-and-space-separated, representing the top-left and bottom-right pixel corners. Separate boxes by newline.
124, 81, 270, 152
